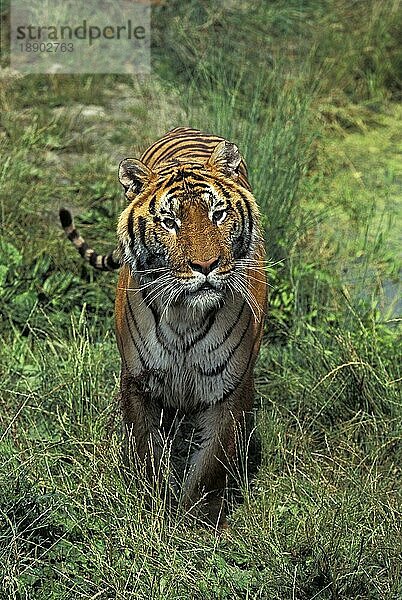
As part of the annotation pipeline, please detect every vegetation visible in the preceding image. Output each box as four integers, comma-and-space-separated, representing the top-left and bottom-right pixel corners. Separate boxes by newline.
0, 0, 401, 598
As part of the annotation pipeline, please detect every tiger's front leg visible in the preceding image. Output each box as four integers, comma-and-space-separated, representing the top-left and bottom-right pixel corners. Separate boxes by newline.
184, 393, 252, 529
119, 370, 166, 481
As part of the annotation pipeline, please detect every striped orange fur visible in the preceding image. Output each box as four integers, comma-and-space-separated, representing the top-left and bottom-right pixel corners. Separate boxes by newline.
60, 127, 267, 527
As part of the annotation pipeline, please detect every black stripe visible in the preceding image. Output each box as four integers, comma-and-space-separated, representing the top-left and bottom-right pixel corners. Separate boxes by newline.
213, 181, 233, 199
156, 176, 178, 195
154, 327, 175, 355
190, 183, 215, 193
158, 172, 177, 188
67, 229, 79, 241
125, 295, 149, 368
60, 208, 73, 228
124, 308, 147, 369
148, 305, 217, 354
238, 189, 254, 236
89, 252, 98, 267
171, 169, 194, 183
148, 196, 156, 215
161, 179, 212, 198
184, 310, 217, 350
167, 127, 214, 136
234, 200, 251, 259
145, 132, 221, 155
142, 136, 185, 164
127, 207, 136, 249
162, 134, 221, 146
149, 302, 160, 326
135, 291, 175, 355
77, 242, 89, 257
106, 253, 120, 269
158, 142, 216, 164
119, 335, 128, 371
209, 300, 246, 352
163, 136, 221, 149
221, 329, 256, 402
143, 135, 222, 165
167, 127, 190, 134
147, 307, 175, 355
138, 216, 147, 248
156, 162, 181, 176
161, 183, 185, 198
183, 172, 211, 183
200, 312, 252, 376
236, 200, 246, 229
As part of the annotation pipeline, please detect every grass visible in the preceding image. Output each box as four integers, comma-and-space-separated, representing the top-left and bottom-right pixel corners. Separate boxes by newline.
0, 0, 401, 598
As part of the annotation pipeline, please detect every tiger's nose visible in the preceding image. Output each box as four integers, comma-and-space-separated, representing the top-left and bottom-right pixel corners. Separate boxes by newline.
189, 256, 220, 276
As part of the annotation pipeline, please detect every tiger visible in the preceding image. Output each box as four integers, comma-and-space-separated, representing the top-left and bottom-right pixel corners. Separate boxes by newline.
60, 126, 267, 528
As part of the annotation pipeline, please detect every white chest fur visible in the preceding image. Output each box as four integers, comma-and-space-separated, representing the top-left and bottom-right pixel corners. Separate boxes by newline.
125, 294, 252, 408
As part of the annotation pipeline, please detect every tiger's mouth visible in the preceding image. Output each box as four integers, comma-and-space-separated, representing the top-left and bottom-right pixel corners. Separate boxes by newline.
180, 275, 229, 309
135, 262, 232, 309
182, 282, 225, 310
184, 281, 222, 296
198, 281, 215, 291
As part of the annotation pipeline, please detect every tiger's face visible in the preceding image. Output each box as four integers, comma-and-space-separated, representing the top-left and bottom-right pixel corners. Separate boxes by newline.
117, 141, 261, 311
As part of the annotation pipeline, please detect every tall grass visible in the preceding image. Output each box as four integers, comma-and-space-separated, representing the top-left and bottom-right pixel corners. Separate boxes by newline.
1, 310, 400, 598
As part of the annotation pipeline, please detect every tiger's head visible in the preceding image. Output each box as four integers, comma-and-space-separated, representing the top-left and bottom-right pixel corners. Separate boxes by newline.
117, 141, 262, 312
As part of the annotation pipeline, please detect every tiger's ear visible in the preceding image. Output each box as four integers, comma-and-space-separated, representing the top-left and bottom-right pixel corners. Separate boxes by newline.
207, 140, 241, 179
118, 158, 154, 194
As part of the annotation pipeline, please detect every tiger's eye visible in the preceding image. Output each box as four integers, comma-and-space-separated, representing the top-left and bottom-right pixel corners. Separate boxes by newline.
162, 218, 177, 230
213, 210, 227, 224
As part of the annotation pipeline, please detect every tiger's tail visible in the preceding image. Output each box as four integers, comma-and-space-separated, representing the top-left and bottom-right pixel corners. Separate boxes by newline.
59, 208, 120, 271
